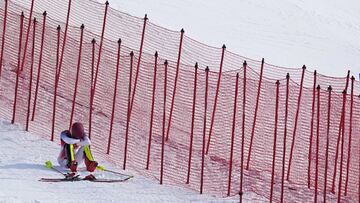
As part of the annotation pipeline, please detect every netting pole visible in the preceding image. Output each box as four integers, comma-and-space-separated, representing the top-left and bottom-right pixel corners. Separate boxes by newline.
323, 86, 332, 202
165, 28, 184, 141
31, 11, 47, 121
107, 39, 121, 155
246, 58, 264, 170
344, 70, 350, 91
51, 0, 72, 141
344, 76, 355, 196
25, 18, 37, 131
186, 62, 198, 184
0, 0, 8, 77
160, 60, 168, 185
123, 51, 134, 170
88, 38, 96, 139
206, 44, 226, 154
280, 73, 290, 203
69, 24, 84, 129
314, 85, 321, 203
307, 70, 317, 187
91, 1, 109, 116
11, 12, 24, 124
270, 80, 280, 203
287, 65, 306, 180
129, 14, 148, 114
227, 72, 239, 196
240, 61, 247, 202
19, 0, 34, 72
50, 25, 61, 141
337, 90, 347, 203
200, 66, 209, 194
146, 51, 158, 169
331, 77, 349, 194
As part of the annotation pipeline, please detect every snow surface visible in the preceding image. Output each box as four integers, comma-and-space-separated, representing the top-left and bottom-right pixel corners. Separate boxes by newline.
0, 119, 265, 202
99, 0, 360, 77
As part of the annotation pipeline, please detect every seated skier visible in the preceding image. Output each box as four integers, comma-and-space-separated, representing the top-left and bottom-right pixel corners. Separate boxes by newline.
57, 122, 98, 180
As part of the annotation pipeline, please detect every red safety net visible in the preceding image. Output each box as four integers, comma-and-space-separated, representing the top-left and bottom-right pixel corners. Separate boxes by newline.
0, 0, 359, 202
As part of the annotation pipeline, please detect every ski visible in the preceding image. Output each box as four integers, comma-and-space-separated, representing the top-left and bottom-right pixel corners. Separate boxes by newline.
39, 176, 133, 183
43, 160, 134, 183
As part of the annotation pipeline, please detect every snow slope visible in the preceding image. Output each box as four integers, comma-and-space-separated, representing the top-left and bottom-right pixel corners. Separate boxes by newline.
0, 119, 264, 203
101, 0, 360, 77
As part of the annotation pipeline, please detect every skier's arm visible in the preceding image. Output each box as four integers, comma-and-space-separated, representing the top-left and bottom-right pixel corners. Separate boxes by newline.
60, 130, 80, 144
78, 135, 91, 146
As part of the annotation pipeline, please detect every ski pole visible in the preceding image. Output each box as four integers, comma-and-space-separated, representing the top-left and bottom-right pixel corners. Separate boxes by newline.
97, 165, 132, 177
45, 160, 66, 176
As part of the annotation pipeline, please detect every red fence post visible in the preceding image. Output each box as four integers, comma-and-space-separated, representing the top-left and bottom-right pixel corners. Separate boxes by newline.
206, 45, 225, 154
331, 72, 351, 188
50, 25, 61, 141
123, 51, 134, 170
160, 60, 168, 184
240, 61, 247, 202
165, 28, 184, 141
270, 80, 280, 202
332, 89, 348, 193
314, 85, 321, 203
69, 24, 85, 129
19, 0, 34, 72
200, 66, 209, 194
287, 65, 306, 180
31, 11, 47, 121
307, 70, 317, 187
280, 73, 290, 202
337, 90, 347, 203
11, 12, 24, 124
344, 70, 350, 91
51, 0, 72, 141
25, 18, 37, 131
107, 39, 121, 155
91, 1, 109, 114
323, 86, 332, 202
344, 76, 355, 195
227, 72, 239, 196
330, 71, 351, 190
129, 14, 148, 115
246, 58, 264, 170
89, 38, 96, 139
0, 0, 8, 77
186, 62, 198, 184
146, 51, 158, 169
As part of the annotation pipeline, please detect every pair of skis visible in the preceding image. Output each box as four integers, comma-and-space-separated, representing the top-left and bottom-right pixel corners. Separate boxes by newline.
40, 161, 133, 183
40, 176, 133, 183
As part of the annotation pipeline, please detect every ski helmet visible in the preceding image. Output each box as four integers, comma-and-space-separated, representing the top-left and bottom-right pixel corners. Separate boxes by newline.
71, 122, 85, 139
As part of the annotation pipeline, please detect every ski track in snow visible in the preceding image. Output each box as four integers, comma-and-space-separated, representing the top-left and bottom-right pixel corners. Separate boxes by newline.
0, 119, 253, 203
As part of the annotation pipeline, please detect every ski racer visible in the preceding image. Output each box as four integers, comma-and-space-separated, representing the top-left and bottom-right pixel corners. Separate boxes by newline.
57, 122, 98, 179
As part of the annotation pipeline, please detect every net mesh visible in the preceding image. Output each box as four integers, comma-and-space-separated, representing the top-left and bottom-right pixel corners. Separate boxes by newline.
0, 0, 359, 201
